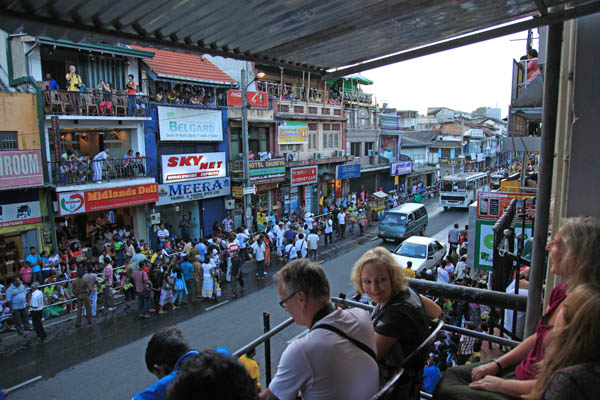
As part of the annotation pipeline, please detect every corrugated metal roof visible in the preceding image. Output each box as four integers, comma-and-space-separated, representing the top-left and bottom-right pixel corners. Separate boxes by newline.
37, 36, 154, 58
131, 44, 235, 85
1, 1, 599, 75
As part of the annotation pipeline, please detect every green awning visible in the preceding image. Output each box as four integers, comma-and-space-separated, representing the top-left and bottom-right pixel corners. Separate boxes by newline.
37, 37, 155, 59
345, 73, 373, 85
326, 73, 373, 89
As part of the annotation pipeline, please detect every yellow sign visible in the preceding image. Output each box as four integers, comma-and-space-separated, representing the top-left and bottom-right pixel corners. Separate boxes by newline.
232, 186, 243, 198
257, 212, 267, 227
278, 124, 308, 144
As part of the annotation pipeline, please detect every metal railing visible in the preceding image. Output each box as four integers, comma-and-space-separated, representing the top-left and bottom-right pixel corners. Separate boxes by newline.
42, 89, 150, 117
48, 156, 152, 186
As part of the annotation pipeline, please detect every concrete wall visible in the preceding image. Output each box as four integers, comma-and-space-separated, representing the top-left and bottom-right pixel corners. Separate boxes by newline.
566, 13, 600, 219
0, 92, 40, 149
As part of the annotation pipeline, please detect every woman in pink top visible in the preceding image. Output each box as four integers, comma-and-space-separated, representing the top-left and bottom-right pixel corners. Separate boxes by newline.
434, 216, 600, 399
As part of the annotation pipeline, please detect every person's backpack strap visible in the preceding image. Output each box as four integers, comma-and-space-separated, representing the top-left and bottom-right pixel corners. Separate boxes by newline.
313, 323, 377, 362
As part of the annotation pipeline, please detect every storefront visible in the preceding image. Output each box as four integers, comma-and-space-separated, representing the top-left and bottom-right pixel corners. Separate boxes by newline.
56, 183, 158, 246
156, 177, 231, 239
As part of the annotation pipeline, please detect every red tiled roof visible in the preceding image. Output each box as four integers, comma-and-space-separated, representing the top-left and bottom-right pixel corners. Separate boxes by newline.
131, 45, 236, 84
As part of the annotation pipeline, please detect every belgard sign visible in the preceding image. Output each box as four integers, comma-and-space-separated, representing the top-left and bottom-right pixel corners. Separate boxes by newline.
0, 150, 44, 190
58, 183, 158, 216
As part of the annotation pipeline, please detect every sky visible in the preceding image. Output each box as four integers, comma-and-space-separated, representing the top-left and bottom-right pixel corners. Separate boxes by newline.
360, 30, 537, 119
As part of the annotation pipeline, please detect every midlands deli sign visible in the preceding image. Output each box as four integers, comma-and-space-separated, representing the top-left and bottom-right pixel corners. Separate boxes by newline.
58, 183, 158, 216
162, 152, 226, 183
0, 150, 44, 190
156, 177, 231, 206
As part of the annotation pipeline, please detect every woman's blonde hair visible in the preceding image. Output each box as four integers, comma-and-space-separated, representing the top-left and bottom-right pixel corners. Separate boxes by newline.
557, 216, 600, 288
525, 283, 600, 399
351, 247, 407, 295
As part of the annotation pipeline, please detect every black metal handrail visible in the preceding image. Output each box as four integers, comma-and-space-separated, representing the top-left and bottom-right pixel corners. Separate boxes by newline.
42, 89, 150, 117
48, 156, 152, 186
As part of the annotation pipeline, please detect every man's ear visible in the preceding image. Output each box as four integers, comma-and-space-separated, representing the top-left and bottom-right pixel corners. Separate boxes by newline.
152, 364, 170, 379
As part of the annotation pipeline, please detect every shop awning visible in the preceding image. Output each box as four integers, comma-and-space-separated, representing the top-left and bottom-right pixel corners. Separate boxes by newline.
36, 36, 154, 59
2, 1, 598, 75
373, 191, 388, 198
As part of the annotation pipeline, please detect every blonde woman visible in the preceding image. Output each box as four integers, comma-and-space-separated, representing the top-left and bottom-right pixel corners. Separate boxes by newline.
351, 247, 441, 399
525, 284, 600, 400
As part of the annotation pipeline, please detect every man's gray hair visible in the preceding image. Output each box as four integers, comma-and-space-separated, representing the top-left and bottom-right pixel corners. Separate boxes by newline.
274, 259, 330, 302
31, 281, 40, 290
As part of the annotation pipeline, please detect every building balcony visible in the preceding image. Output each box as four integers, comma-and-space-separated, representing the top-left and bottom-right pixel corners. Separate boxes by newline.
42, 89, 150, 118
272, 99, 344, 121
49, 157, 154, 192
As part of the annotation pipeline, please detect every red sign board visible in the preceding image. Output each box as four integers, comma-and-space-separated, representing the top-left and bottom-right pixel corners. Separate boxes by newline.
0, 150, 44, 190
291, 166, 318, 187
227, 90, 268, 108
58, 183, 159, 216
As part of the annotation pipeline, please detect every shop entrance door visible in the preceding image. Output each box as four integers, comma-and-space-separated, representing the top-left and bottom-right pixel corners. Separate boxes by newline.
21, 229, 39, 254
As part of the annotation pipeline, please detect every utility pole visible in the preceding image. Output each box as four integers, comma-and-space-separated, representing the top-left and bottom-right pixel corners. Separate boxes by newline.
241, 68, 253, 231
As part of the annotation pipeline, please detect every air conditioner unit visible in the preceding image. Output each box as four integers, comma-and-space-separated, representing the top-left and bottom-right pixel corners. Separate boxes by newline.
284, 152, 298, 162
367, 150, 378, 156
334, 150, 345, 157
313, 152, 322, 160
150, 213, 161, 224
224, 199, 235, 209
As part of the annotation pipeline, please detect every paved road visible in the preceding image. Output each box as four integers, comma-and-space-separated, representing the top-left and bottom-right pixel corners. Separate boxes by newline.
2, 200, 469, 399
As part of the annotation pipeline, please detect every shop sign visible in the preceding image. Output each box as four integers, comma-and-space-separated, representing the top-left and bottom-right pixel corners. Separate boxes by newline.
0, 150, 44, 190
243, 185, 257, 195
278, 121, 308, 144
335, 164, 361, 180
58, 183, 158, 216
158, 106, 223, 142
156, 177, 231, 206
232, 186, 243, 198
0, 201, 42, 228
474, 219, 532, 270
249, 159, 286, 184
162, 152, 226, 183
291, 166, 318, 186
390, 161, 412, 176
227, 90, 268, 108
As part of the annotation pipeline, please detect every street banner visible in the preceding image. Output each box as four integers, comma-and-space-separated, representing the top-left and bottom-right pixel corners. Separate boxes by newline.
336, 164, 361, 180
58, 183, 158, 216
390, 161, 412, 176
291, 166, 318, 186
278, 121, 308, 144
227, 90, 268, 108
162, 152, 226, 183
158, 106, 223, 142
249, 159, 286, 184
0, 201, 42, 228
0, 150, 44, 190
156, 177, 230, 206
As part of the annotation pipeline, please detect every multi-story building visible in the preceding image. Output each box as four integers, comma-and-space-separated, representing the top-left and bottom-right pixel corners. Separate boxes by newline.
7, 33, 158, 245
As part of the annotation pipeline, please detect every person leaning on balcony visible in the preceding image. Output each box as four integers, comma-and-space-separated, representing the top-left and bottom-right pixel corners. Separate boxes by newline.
351, 247, 442, 400
97, 80, 114, 114
92, 148, 112, 183
126, 74, 137, 116
44, 73, 60, 90
433, 216, 600, 400
524, 283, 600, 400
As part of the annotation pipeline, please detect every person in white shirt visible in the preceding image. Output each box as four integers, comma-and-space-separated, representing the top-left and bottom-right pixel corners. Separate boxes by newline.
157, 224, 170, 247
437, 264, 450, 284
252, 236, 267, 279
337, 209, 346, 238
275, 222, 285, 258
454, 255, 470, 280
295, 233, 308, 259
307, 230, 320, 261
284, 239, 297, 262
30, 281, 47, 342
237, 229, 249, 261
304, 213, 314, 231
92, 149, 112, 183
324, 217, 333, 245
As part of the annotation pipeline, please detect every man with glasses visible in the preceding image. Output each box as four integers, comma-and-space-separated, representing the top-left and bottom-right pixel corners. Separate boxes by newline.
259, 259, 378, 400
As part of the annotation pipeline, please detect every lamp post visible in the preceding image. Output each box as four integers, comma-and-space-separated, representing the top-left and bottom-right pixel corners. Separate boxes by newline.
241, 68, 265, 232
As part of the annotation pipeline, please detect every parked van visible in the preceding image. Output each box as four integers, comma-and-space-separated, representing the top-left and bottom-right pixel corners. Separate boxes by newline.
377, 203, 428, 242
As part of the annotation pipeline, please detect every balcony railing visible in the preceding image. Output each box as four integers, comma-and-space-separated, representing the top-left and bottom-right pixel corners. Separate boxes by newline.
42, 89, 150, 117
49, 156, 152, 186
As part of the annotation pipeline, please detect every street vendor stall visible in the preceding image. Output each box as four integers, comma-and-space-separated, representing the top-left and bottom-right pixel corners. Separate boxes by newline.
370, 191, 388, 220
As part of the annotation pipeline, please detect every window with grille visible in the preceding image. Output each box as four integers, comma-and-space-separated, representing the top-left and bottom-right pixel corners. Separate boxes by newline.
0, 131, 18, 151
280, 104, 289, 112
334, 108, 342, 116
308, 107, 318, 114
308, 133, 318, 150
365, 142, 374, 156
441, 148, 451, 158
323, 123, 331, 130
308, 123, 318, 131
332, 124, 340, 131
294, 106, 304, 113
351, 142, 361, 156
322, 108, 330, 115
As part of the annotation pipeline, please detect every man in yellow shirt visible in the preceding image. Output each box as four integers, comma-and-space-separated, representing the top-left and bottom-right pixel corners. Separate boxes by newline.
404, 260, 416, 278
65, 65, 82, 91
239, 348, 261, 390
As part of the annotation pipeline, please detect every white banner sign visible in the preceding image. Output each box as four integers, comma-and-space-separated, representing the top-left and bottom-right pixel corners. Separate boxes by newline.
156, 177, 231, 206
158, 106, 223, 142
0, 201, 42, 228
162, 152, 226, 183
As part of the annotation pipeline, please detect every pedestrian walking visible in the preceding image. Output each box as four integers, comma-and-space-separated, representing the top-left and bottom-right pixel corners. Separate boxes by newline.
180, 256, 196, 303
30, 281, 47, 342
230, 247, 244, 298
307, 230, 319, 261
324, 216, 333, 245
72, 268, 92, 327
252, 236, 266, 279
337, 208, 346, 238
295, 233, 308, 259
83, 265, 98, 317
133, 263, 151, 319
102, 260, 115, 312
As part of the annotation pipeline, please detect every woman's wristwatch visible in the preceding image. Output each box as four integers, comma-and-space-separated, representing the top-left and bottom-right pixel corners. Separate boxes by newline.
493, 359, 504, 371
